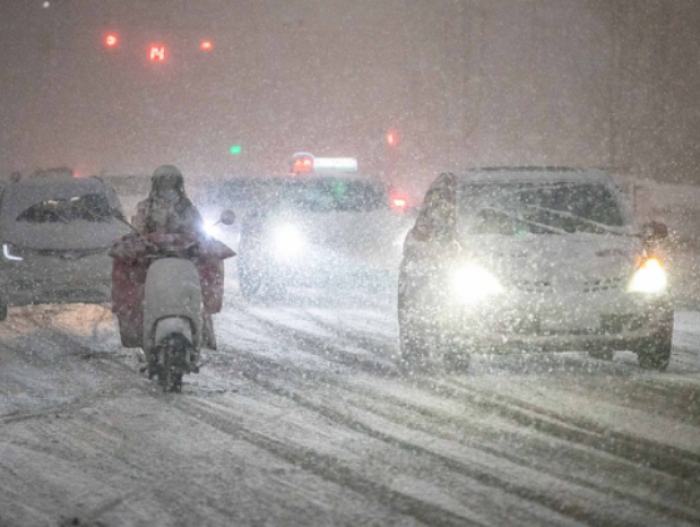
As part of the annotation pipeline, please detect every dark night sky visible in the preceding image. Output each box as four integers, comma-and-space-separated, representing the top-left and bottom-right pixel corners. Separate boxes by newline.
1, 0, 699, 191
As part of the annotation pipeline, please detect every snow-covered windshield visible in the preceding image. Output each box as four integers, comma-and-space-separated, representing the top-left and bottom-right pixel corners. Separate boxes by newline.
16, 193, 112, 223
457, 182, 625, 235
217, 178, 386, 213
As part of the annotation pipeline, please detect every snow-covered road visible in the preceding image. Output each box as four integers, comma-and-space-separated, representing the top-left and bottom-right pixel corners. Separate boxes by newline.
1, 285, 699, 526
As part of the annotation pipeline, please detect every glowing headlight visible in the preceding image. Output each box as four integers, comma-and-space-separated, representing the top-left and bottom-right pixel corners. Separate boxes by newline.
450, 263, 504, 305
202, 220, 222, 239
2, 243, 23, 262
627, 257, 667, 294
271, 223, 305, 259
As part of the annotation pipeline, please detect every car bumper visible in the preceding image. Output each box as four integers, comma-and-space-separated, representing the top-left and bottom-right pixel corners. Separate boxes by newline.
0, 256, 113, 307
411, 291, 673, 352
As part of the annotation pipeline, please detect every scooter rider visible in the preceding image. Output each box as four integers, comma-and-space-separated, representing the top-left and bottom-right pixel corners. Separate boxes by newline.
132, 165, 203, 235
131, 165, 217, 350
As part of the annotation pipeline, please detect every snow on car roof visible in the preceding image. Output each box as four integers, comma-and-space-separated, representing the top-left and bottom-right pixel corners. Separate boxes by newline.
458, 167, 613, 186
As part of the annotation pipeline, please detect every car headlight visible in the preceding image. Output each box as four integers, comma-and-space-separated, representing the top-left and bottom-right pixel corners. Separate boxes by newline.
271, 223, 305, 260
627, 257, 667, 294
2, 243, 23, 262
450, 262, 503, 305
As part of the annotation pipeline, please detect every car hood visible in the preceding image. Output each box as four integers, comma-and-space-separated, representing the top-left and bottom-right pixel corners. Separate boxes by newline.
459, 233, 643, 291
1, 220, 130, 251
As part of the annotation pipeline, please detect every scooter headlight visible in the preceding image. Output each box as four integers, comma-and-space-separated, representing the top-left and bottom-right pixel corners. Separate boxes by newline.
450, 262, 503, 305
271, 223, 305, 260
202, 220, 222, 239
627, 257, 667, 294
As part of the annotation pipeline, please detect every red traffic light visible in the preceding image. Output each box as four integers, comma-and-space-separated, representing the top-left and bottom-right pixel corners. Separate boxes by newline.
103, 32, 119, 49
200, 39, 214, 52
149, 44, 167, 63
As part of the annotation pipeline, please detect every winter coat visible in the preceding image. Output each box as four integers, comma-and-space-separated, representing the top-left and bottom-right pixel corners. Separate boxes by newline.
132, 196, 203, 236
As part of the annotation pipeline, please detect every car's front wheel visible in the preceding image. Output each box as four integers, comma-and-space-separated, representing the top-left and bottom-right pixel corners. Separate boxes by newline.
398, 318, 431, 370
636, 320, 673, 371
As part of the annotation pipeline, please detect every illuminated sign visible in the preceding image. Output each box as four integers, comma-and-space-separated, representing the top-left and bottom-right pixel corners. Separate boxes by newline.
149, 44, 166, 63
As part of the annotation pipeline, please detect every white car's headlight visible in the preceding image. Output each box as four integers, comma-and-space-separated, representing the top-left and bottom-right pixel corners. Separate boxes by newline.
450, 262, 503, 305
271, 223, 305, 260
627, 257, 667, 294
2, 243, 23, 262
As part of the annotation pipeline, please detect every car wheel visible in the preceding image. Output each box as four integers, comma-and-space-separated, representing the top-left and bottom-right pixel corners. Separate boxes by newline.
636, 322, 673, 371
0, 301, 7, 322
398, 318, 431, 371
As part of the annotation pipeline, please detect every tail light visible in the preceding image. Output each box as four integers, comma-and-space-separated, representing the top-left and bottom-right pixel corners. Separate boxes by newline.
389, 192, 409, 213
291, 153, 314, 175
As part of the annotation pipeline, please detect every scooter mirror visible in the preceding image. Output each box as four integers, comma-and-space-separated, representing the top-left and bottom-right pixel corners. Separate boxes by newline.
219, 209, 236, 226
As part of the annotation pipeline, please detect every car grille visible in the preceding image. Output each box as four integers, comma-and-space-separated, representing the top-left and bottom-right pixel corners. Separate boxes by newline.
511, 279, 553, 293
512, 276, 625, 294
582, 276, 625, 293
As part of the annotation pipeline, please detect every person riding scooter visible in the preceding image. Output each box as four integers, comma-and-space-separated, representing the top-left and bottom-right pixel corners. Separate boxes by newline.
131, 165, 218, 350
111, 165, 235, 389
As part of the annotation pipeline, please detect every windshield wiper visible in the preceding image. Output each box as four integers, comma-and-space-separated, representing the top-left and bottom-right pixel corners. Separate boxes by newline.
521, 205, 630, 236
481, 206, 567, 235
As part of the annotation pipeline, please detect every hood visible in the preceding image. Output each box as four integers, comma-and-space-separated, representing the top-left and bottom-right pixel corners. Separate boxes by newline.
2, 221, 130, 251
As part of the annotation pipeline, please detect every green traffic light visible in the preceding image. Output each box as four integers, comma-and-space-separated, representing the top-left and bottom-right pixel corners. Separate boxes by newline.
229, 144, 243, 156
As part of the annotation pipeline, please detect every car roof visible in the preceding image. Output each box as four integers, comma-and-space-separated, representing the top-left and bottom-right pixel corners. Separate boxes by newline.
224, 174, 382, 183
457, 166, 614, 186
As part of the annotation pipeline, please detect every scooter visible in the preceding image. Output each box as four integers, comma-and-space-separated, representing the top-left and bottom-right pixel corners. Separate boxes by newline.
110, 210, 236, 392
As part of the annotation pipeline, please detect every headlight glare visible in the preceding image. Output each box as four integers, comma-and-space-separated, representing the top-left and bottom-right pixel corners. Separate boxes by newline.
627, 258, 667, 294
202, 220, 221, 239
271, 223, 305, 260
450, 262, 503, 305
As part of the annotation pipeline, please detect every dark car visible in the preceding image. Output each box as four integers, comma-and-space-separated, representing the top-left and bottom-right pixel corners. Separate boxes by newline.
0, 170, 129, 319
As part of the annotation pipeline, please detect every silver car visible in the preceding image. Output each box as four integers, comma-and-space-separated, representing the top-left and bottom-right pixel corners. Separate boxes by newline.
0, 172, 129, 319
398, 168, 674, 370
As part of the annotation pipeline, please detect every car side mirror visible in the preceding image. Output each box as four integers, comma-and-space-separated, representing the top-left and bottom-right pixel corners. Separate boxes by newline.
642, 221, 668, 241
219, 209, 236, 226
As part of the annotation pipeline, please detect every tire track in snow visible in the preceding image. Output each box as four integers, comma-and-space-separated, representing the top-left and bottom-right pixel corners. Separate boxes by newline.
334, 377, 700, 525
264, 308, 700, 483
174, 396, 482, 527
214, 345, 643, 527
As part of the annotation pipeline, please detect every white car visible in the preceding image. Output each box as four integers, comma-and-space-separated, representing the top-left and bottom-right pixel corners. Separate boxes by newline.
398, 168, 673, 370
0, 170, 129, 319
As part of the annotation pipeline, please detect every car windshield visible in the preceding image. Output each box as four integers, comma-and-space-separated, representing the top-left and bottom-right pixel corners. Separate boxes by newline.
271, 178, 386, 212
15, 193, 112, 223
457, 181, 625, 235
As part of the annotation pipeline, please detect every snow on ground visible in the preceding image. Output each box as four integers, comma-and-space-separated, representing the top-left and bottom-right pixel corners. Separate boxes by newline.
1, 286, 699, 526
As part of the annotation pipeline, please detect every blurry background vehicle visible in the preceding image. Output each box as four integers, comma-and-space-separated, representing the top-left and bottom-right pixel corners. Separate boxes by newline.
235, 173, 415, 302
0, 169, 130, 320
398, 167, 674, 371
